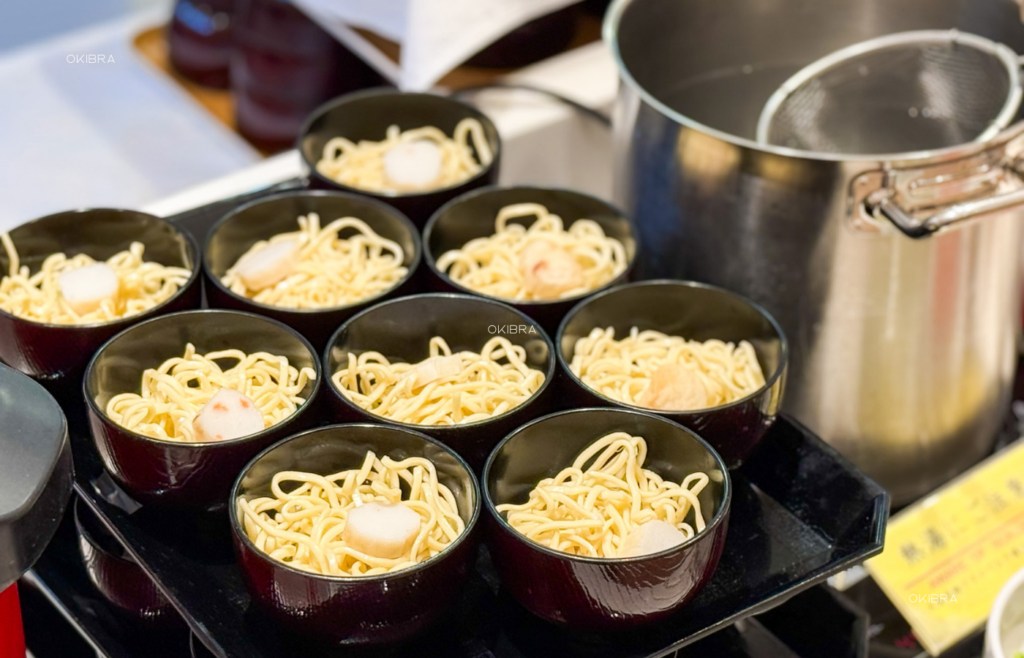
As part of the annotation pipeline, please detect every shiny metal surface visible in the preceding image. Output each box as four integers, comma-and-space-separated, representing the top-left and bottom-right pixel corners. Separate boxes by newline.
755, 30, 1024, 153
607, 0, 1024, 504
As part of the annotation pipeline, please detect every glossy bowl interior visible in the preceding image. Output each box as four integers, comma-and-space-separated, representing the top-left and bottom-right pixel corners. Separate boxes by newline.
484, 407, 731, 629
324, 293, 555, 470
985, 565, 1024, 658
299, 88, 502, 226
230, 423, 481, 646
557, 280, 788, 467
0, 209, 201, 392
424, 186, 638, 335
84, 309, 321, 510
73, 498, 181, 628
203, 189, 422, 350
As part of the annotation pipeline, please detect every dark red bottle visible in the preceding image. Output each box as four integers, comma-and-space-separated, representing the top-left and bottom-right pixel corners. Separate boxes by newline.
168, 0, 235, 88
232, 0, 381, 153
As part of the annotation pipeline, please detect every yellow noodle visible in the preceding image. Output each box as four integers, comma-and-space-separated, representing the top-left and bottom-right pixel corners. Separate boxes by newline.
570, 327, 766, 410
221, 213, 407, 308
237, 451, 465, 576
0, 235, 190, 325
497, 432, 709, 557
105, 343, 316, 442
434, 203, 627, 301
331, 336, 544, 425
316, 119, 492, 193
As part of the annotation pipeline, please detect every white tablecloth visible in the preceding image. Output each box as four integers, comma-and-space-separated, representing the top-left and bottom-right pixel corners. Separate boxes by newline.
0, 8, 260, 232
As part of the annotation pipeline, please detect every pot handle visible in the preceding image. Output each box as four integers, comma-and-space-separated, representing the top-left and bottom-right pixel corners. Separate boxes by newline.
872, 182, 1024, 238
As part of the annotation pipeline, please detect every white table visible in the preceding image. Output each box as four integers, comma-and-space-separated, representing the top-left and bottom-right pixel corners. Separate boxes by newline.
2, 6, 618, 229
0, 6, 261, 232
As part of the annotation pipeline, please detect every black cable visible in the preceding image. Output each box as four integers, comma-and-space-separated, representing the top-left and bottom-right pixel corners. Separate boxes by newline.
452, 83, 612, 127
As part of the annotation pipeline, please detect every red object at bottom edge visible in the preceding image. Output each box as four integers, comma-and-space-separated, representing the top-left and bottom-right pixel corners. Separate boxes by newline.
0, 584, 25, 658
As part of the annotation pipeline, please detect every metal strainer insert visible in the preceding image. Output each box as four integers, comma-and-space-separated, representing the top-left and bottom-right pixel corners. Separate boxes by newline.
757, 30, 1024, 154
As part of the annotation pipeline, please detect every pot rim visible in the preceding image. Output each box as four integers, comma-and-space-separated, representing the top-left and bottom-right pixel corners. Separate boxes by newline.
604, 0, 1024, 165
985, 564, 1024, 658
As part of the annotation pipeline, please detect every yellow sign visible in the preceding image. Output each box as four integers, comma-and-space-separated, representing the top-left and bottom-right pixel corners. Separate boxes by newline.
866, 440, 1024, 655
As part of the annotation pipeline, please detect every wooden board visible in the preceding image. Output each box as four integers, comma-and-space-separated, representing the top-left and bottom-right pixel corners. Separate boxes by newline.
131, 12, 602, 154
133, 27, 237, 130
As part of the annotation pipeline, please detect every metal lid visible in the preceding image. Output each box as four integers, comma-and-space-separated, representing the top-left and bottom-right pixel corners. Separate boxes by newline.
0, 363, 71, 589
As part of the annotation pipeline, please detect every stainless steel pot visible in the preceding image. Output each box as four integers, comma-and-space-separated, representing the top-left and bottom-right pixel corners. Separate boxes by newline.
606, 0, 1024, 504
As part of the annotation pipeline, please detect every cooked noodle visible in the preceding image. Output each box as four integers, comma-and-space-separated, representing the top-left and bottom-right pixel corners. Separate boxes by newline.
435, 203, 627, 301
497, 432, 709, 557
570, 327, 766, 411
0, 234, 190, 325
331, 336, 544, 425
105, 343, 316, 442
221, 213, 407, 308
316, 119, 492, 193
237, 451, 465, 576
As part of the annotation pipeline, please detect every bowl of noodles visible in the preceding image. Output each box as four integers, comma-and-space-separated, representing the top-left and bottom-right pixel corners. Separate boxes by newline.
298, 88, 501, 226
423, 186, 637, 335
324, 293, 555, 470
230, 423, 480, 646
85, 309, 321, 510
203, 190, 422, 350
556, 280, 788, 468
0, 208, 201, 395
484, 407, 730, 629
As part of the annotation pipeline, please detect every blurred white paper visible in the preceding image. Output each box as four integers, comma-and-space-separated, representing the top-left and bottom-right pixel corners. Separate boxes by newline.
293, 0, 579, 90
299, 0, 410, 42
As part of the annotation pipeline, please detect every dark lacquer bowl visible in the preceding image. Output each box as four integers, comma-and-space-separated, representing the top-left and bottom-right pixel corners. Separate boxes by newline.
84, 309, 321, 510
230, 423, 481, 646
557, 280, 788, 468
463, 5, 579, 68
203, 189, 422, 351
0, 209, 201, 397
324, 293, 555, 471
484, 407, 731, 630
74, 498, 183, 629
423, 186, 637, 336
299, 88, 502, 227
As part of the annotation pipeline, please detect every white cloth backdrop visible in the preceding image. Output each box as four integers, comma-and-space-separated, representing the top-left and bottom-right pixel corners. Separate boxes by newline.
0, 8, 259, 232
293, 0, 579, 90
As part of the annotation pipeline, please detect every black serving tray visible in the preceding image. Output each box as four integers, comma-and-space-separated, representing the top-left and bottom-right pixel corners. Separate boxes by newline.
185, 585, 870, 658
65, 183, 888, 657
22, 503, 191, 658
72, 414, 887, 658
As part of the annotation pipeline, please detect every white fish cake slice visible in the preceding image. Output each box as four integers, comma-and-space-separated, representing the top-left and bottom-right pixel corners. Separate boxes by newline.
519, 241, 585, 300
343, 501, 422, 559
59, 262, 120, 316
234, 239, 300, 292
403, 354, 463, 390
192, 388, 264, 442
383, 140, 443, 190
638, 363, 709, 411
618, 520, 688, 558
